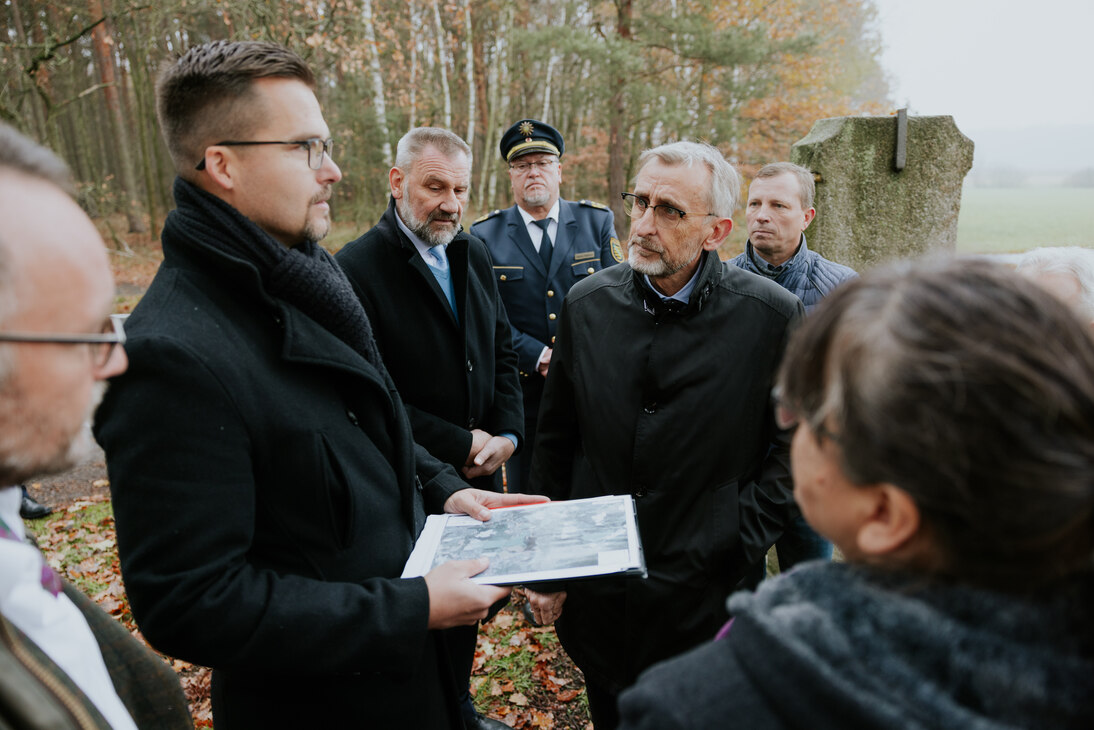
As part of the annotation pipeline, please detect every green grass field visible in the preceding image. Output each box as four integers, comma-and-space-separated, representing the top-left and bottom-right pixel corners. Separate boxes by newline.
956, 187, 1094, 254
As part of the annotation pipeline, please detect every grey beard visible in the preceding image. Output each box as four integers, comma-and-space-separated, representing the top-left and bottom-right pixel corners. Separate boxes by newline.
397, 199, 459, 247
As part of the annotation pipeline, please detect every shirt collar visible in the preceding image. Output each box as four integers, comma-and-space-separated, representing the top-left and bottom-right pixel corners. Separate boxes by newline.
394, 206, 443, 260
645, 261, 702, 306
747, 233, 807, 278
517, 200, 561, 228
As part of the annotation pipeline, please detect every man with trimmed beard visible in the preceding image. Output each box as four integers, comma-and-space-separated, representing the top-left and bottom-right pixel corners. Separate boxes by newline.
336, 127, 522, 730
95, 42, 541, 728
528, 141, 803, 729
470, 119, 622, 493
0, 122, 190, 729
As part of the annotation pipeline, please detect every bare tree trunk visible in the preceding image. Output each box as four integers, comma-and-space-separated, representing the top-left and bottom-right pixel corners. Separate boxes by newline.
431, 0, 452, 129
408, 0, 418, 129
484, 4, 513, 210
362, 0, 393, 165
475, 32, 499, 207
542, 54, 557, 122
124, 10, 159, 233
88, 0, 147, 233
608, 0, 633, 238
8, 0, 49, 142
463, 0, 475, 149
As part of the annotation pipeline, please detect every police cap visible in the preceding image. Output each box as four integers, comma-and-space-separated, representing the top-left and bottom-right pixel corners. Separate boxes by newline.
499, 119, 564, 162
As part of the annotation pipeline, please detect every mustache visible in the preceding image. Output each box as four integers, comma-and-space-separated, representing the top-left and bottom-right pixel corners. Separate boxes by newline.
310, 186, 332, 205
429, 211, 460, 224
628, 235, 662, 254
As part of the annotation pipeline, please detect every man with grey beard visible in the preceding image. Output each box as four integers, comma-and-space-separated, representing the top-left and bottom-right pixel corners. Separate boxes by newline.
0, 122, 189, 729
336, 126, 523, 730
528, 141, 803, 729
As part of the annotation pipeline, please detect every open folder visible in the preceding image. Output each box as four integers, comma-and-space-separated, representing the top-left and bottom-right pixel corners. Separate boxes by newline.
401, 494, 647, 585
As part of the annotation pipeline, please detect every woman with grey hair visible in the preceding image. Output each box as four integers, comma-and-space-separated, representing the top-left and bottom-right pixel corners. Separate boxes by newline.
618, 257, 1094, 729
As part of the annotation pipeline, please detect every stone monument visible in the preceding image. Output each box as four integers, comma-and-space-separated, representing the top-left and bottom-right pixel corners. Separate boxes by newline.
790, 112, 974, 272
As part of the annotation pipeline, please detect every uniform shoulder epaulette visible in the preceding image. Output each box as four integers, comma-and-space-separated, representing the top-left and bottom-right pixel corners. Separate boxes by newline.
473, 209, 503, 224
578, 199, 609, 211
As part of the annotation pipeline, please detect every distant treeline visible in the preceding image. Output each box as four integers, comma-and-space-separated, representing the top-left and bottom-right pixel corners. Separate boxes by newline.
3, 0, 890, 235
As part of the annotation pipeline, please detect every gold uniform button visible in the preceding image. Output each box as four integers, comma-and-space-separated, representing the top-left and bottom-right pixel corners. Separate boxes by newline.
587, 267, 595, 274
547, 290, 555, 297
548, 313, 557, 321
500, 274, 507, 281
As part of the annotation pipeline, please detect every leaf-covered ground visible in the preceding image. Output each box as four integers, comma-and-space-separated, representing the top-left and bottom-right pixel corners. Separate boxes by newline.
28, 498, 592, 729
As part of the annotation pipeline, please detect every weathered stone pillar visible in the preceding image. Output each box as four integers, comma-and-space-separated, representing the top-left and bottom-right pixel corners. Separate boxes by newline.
790, 114, 974, 271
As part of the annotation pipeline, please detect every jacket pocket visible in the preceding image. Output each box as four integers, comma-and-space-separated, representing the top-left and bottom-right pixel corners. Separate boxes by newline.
316, 432, 357, 550
571, 260, 603, 278
641, 480, 739, 588
494, 265, 524, 283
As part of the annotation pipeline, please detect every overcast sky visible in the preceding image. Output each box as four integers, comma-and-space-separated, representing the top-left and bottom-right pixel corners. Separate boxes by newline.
871, 0, 1094, 133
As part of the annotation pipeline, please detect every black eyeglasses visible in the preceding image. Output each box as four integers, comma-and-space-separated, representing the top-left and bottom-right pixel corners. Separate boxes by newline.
620, 192, 717, 229
195, 137, 334, 171
0, 316, 126, 369
509, 159, 558, 174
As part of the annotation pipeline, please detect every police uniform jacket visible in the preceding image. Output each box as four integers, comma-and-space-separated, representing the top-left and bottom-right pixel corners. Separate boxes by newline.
335, 199, 524, 491
469, 199, 621, 376
95, 186, 466, 728
530, 249, 804, 692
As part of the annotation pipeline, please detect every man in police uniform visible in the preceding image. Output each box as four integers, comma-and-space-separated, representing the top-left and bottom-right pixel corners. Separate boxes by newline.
470, 119, 622, 493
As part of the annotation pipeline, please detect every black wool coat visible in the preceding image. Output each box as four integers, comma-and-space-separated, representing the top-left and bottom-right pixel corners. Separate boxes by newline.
336, 200, 524, 492
94, 211, 467, 728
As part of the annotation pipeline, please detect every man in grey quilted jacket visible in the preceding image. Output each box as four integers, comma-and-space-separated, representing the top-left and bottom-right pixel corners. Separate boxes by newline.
731, 161, 857, 576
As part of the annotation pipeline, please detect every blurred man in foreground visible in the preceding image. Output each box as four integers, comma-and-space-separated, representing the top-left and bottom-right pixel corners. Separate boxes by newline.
0, 122, 189, 729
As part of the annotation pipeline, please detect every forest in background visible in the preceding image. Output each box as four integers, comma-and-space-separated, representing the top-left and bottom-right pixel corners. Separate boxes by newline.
3, 0, 891, 237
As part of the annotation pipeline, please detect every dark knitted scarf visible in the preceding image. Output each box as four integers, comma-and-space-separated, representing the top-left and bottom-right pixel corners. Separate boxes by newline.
163, 178, 382, 366
726, 562, 1094, 729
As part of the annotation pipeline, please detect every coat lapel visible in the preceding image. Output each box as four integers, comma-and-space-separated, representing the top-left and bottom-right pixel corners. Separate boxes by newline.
408, 248, 459, 327
382, 204, 459, 327
550, 202, 577, 280
278, 306, 390, 391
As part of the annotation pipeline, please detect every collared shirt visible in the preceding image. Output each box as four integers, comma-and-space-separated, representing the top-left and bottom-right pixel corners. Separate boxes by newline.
745, 235, 803, 278
732, 234, 858, 314
644, 261, 703, 307
395, 210, 448, 266
395, 211, 458, 318
517, 200, 561, 253
0, 486, 137, 730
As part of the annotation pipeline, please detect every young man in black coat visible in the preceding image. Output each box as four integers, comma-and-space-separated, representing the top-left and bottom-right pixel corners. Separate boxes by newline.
94, 41, 542, 729
336, 127, 522, 730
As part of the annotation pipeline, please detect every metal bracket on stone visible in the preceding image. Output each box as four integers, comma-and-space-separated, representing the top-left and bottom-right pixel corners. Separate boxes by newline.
894, 108, 908, 171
